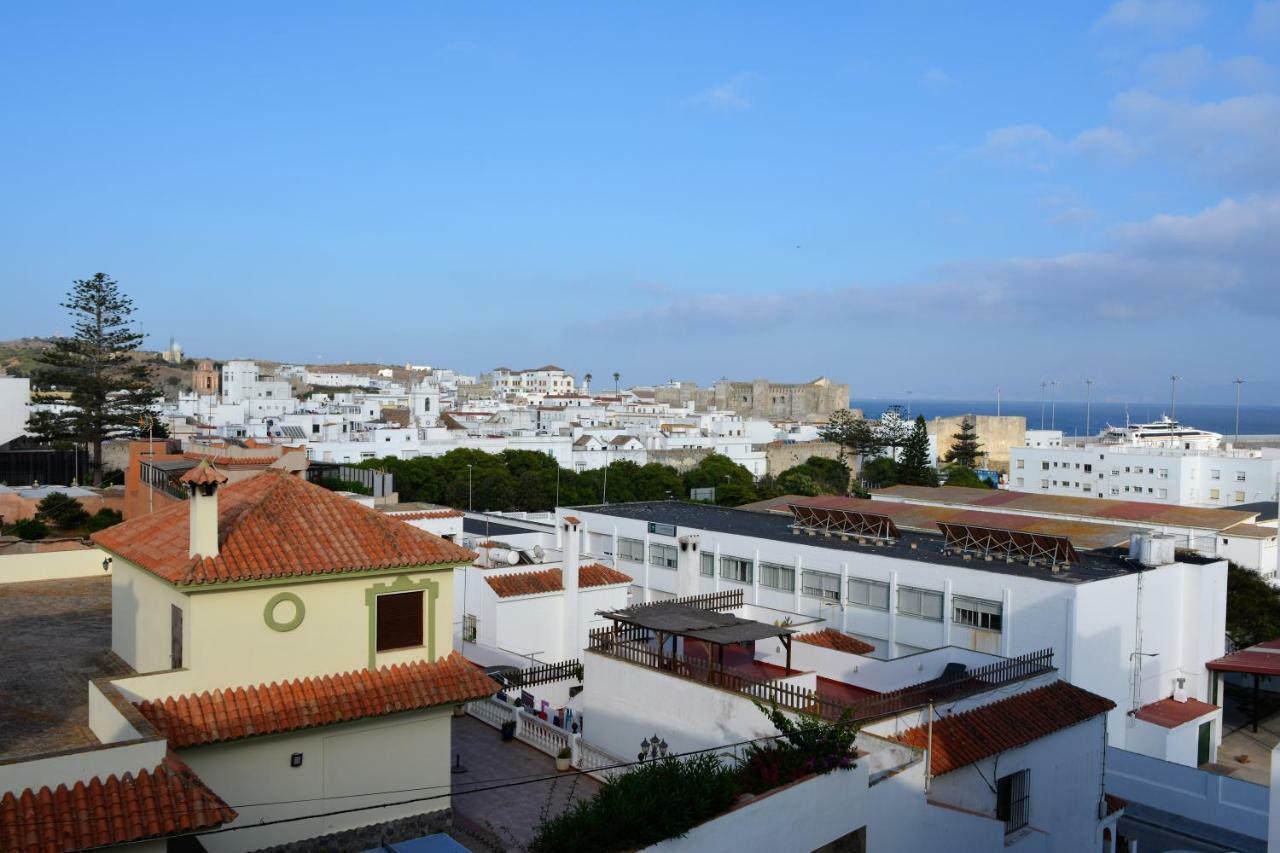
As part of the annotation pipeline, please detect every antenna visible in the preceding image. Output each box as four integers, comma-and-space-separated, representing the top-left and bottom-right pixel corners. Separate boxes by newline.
1170, 375, 1180, 421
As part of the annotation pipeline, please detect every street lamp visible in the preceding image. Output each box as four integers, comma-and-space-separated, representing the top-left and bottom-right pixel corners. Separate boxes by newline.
1085, 379, 1094, 438
1234, 378, 1245, 445
1039, 381, 1048, 430
1049, 381, 1058, 431
638, 734, 669, 763
1170, 375, 1180, 421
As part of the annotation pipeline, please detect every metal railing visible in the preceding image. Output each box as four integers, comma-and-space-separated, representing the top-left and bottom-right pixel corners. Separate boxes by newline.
588, 628, 1056, 723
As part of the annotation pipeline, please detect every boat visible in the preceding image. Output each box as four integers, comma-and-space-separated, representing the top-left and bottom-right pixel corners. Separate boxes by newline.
1098, 415, 1222, 449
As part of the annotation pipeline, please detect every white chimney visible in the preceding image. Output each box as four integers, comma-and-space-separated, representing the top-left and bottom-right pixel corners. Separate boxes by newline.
181, 461, 227, 559
562, 515, 581, 658
1173, 677, 1188, 703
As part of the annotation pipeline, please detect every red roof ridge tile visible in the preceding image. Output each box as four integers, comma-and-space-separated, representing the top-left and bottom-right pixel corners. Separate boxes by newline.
485, 563, 632, 598
895, 681, 1115, 776
0, 754, 235, 853
135, 652, 494, 749
178, 460, 228, 487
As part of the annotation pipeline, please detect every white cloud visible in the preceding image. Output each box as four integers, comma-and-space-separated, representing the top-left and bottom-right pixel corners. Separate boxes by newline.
689, 73, 755, 111
1220, 55, 1279, 90
972, 124, 1132, 167
1140, 45, 1212, 89
577, 193, 1280, 337
920, 67, 955, 91
1095, 0, 1206, 38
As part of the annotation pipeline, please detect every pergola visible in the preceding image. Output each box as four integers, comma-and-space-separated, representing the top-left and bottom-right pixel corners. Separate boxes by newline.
597, 601, 797, 674
1207, 640, 1280, 733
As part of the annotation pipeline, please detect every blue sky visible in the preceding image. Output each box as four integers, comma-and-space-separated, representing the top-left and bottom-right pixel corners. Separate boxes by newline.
2, 1, 1278, 404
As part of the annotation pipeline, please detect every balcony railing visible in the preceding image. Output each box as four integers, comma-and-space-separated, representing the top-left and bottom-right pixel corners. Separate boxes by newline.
587, 628, 1055, 724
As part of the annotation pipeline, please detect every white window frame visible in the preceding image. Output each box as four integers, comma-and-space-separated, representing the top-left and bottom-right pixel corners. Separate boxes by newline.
847, 578, 890, 610
759, 561, 795, 592
618, 537, 645, 563
720, 555, 753, 584
801, 569, 841, 601
952, 595, 1002, 631
700, 551, 715, 577
649, 542, 678, 569
898, 586, 943, 621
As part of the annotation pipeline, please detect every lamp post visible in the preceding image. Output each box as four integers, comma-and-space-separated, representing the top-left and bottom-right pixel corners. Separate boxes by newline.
1170, 375, 1180, 421
1049, 381, 1058, 431
996, 387, 1001, 418
1234, 378, 1245, 445
1085, 379, 1094, 439
1039, 382, 1047, 430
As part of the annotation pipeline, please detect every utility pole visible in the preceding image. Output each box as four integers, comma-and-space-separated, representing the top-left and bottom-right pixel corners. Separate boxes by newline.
1170, 375, 1180, 420
1040, 382, 1047, 430
467, 464, 473, 512
1085, 379, 1094, 438
1234, 378, 1245, 445
996, 387, 1001, 417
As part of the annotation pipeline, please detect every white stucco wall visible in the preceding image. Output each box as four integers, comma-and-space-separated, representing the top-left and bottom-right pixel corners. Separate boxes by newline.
0, 547, 108, 584
111, 559, 191, 673
183, 708, 452, 853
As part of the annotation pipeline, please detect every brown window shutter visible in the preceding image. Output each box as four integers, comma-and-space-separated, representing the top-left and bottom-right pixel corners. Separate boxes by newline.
376, 591, 424, 652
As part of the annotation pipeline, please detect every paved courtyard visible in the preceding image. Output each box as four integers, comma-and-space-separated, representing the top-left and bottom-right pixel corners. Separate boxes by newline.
1213, 684, 1280, 786
450, 714, 600, 851
0, 575, 132, 759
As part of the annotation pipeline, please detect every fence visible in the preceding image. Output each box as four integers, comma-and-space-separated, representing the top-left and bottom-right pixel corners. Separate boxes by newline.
464, 696, 627, 782
631, 588, 744, 612
588, 628, 1055, 724
513, 659, 583, 688
304, 463, 393, 497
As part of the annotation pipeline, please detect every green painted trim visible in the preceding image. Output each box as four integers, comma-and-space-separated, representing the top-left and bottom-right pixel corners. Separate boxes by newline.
174, 561, 468, 594
365, 574, 440, 670
263, 592, 306, 632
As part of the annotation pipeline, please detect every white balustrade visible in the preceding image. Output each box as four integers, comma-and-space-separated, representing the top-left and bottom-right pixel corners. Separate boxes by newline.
515, 710, 571, 758
573, 737, 628, 782
466, 697, 517, 730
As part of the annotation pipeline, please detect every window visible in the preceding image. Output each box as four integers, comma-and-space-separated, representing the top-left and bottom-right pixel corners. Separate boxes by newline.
1236, 471, 1247, 482
462, 613, 477, 642
170, 605, 183, 670
1211, 469, 1221, 480
618, 537, 645, 563
1041, 461, 1049, 471
375, 591, 423, 652
953, 596, 1002, 631
1084, 464, 1092, 473
898, 586, 943, 621
700, 551, 714, 577
1016, 477, 1024, 487
1040, 479, 1049, 490
649, 543, 678, 569
1016, 459, 1024, 469
1210, 488, 1220, 500
1082, 484, 1092, 493
1111, 469, 1120, 477
801, 570, 840, 601
1158, 488, 1168, 499
759, 561, 795, 592
1111, 487, 1120, 495
997, 769, 1030, 835
848, 578, 890, 610
1235, 491, 1246, 502
1159, 469, 1169, 479
720, 555, 753, 584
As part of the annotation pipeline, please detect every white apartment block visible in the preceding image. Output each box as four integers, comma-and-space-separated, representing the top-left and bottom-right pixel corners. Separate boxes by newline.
567, 499, 1226, 759
1010, 442, 1280, 508
0, 375, 31, 445
491, 365, 575, 398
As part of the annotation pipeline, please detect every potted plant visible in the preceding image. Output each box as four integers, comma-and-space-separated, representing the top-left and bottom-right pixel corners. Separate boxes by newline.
556, 746, 572, 772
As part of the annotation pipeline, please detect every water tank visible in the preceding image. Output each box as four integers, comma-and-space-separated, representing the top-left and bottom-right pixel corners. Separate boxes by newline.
1129, 532, 1176, 567
486, 547, 520, 566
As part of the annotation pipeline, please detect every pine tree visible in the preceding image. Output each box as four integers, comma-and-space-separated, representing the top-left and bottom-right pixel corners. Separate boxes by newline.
897, 415, 938, 486
29, 274, 157, 486
875, 407, 909, 460
943, 416, 983, 469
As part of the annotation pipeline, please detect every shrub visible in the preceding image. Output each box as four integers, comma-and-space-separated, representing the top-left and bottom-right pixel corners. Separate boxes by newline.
315, 476, 372, 496
84, 508, 124, 533
7, 518, 49, 541
35, 492, 89, 530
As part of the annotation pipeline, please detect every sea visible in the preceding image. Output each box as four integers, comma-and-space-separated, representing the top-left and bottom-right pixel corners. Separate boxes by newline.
849, 399, 1280, 439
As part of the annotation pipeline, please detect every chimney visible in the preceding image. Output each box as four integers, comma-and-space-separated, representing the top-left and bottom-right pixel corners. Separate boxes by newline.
562, 515, 582, 658
180, 461, 227, 559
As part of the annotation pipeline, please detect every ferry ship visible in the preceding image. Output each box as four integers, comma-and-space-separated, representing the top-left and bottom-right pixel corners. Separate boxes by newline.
1099, 415, 1222, 449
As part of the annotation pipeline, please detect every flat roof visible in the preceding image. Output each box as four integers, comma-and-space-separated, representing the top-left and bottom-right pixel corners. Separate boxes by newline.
873, 485, 1259, 533
1133, 697, 1219, 729
1207, 644, 1280, 677
600, 601, 794, 645
571, 501, 1147, 585
788, 495, 1142, 551
0, 576, 134, 760
1229, 501, 1279, 523
463, 517, 541, 539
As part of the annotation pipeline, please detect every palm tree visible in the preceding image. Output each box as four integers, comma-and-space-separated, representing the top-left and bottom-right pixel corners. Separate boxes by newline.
584, 372, 592, 394
612, 371, 620, 396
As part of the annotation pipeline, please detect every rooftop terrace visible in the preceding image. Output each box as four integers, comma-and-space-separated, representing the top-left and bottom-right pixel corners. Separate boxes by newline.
0, 576, 133, 760
572, 500, 1149, 584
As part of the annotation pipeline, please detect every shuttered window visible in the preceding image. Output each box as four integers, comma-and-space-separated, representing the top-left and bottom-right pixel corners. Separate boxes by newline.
376, 591, 424, 652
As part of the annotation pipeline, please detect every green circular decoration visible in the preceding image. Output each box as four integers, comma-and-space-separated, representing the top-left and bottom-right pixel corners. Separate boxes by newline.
264, 592, 305, 632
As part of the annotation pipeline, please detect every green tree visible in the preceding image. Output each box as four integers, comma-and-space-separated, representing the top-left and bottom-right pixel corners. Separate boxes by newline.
1227, 562, 1280, 648
683, 453, 757, 505
84, 508, 124, 533
28, 274, 157, 486
941, 463, 992, 489
875, 407, 909, 460
819, 410, 881, 462
35, 492, 90, 530
897, 415, 938, 486
943, 416, 983, 469
6, 518, 49, 540
859, 456, 899, 489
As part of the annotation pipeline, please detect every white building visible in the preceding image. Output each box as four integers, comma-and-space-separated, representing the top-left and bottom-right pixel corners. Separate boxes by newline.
1011, 441, 1280, 508
491, 365, 576, 398
566, 498, 1227, 763
0, 375, 31, 445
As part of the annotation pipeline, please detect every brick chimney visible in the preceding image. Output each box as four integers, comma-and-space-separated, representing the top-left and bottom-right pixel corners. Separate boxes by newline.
179, 461, 227, 559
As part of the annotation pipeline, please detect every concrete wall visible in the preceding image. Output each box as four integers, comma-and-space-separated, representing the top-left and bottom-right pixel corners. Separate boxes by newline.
0, 544, 107, 584
111, 558, 457, 695
646, 447, 714, 472
761, 441, 845, 477
0, 376, 30, 445
184, 708, 453, 853
929, 414, 1026, 472
1107, 746, 1268, 842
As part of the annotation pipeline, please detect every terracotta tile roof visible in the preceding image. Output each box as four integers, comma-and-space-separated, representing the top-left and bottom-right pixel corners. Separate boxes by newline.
1133, 697, 1219, 729
93, 469, 475, 586
485, 563, 633, 598
136, 652, 495, 748
181, 452, 281, 467
895, 681, 1115, 776
0, 755, 235, 853
391, 509, 465, 521
794, 629, 875, 655
563, 515, 581, 525
178, 460, 227, 487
